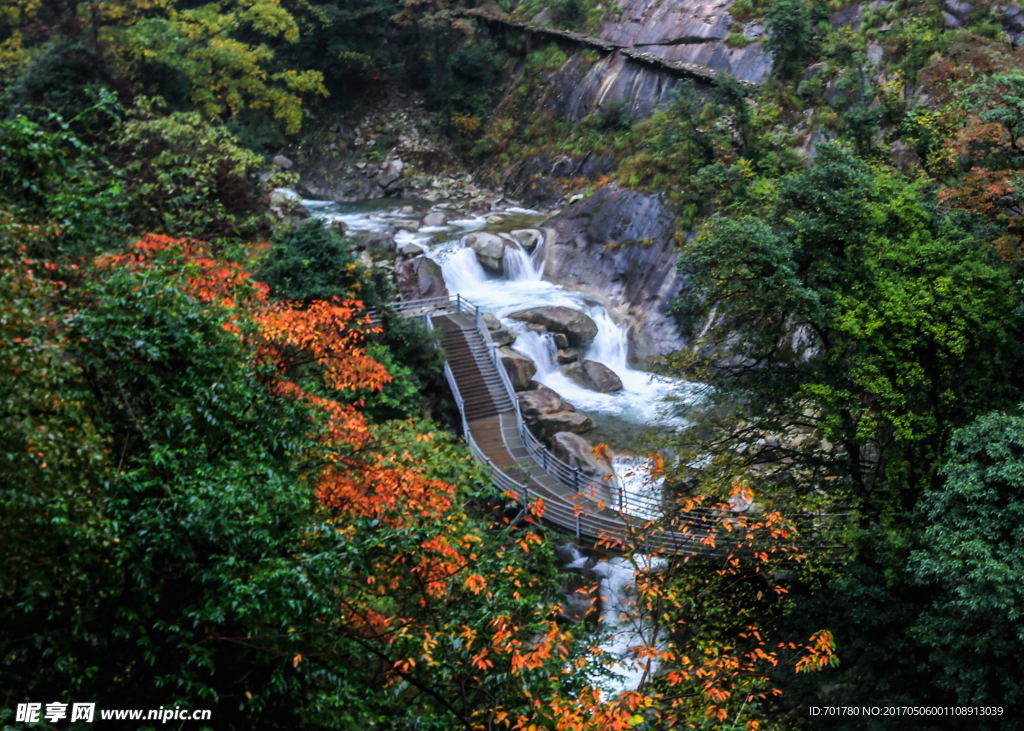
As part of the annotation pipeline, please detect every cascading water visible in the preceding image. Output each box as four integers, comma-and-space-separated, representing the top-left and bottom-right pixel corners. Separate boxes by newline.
303, 196, 690, 700
563, 546, 666, 696
502, 239, 544, 281
442, 246, 489, 293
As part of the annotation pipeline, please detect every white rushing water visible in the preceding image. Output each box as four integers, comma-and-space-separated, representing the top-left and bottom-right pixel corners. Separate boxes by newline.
305, 197, 696, 428
564, 546, 667, 695
305, 197, 690, 698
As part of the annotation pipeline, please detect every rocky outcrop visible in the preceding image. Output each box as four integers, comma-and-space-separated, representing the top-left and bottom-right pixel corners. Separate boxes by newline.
542, 183, 686, 364
550, 431, 616, 479
518, 386, 595, 440
268, 188, 310, 220
498, 347, 538, 390
394, 256, 448, 301
562, 360, 623, 393
598, 0, 771, 84
507, 306, 598, 348
463, 232, 508, 273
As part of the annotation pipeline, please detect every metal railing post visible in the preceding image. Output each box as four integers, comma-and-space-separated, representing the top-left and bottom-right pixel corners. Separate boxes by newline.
619, 484, 624, 512
575, 513, 581, 540
572, 467, 579, 491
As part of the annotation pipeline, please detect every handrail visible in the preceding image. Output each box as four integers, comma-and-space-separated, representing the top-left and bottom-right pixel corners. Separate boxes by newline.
404, 295, 844, 554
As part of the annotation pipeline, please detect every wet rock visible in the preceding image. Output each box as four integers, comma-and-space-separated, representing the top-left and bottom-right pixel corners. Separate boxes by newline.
330, 220, 348, 236
398, 242, 424, 258
498, 347, 537, 391
562, 360, 624, 393
392, 219, 421, 233
463, 232, 507, 273
544, 184, 687, 364
509, 228, 543, 252
553, 332, 570, 349
507, 306, 599, 348
550, 431, 617, 491
394, 256, 448, 301
423, 211, 447, 227
482, 312, 503, 330
556, 348, 580, 364
269, 187, 310, 220
518, 387, 594, 440
491, 328, 516, 347
355, 230, 396, 254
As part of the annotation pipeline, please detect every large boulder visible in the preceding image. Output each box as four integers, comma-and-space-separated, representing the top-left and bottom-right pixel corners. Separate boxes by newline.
463, 232, 507, 273
507, 306, 598, 348
423, 211, 447, 227
543, 184, 689, 364
394, 256, 448, 301
355, 230, 396, 254
269, 187, 310, 220
549, 431, 617, 502
518, 386, 594, 440
561, 360, 623, 393
498, 347, 537, 391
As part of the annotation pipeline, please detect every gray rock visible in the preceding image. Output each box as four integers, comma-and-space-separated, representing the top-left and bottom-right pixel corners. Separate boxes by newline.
399, 242, 424, 258
482, 311, 503, 331
498, 347, 538, 390
543, 184, 687, 364
518, 387, 594, 440
269, 187, 310, 220
423, 211, 447, 227
463, 232, 508, 273
509, 228, 543, 252
553, 333, 569, 349
562, 360, 623, 393
376, 159, 404, 189
392, 219, 421, 233
356, 230, 396, 253
272, 154, 294, 170
491, 328, 516, 347
1004, 4, 1024, 44
556, 348, 580, 364
549, 431, 617, 493
507, 306, 599, 348
394, 256, 448, 301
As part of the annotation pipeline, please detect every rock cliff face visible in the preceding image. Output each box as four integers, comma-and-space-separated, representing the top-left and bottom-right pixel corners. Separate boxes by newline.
530, 0, 770, 126
598, 0, 771, 84
542, 184, 687, 364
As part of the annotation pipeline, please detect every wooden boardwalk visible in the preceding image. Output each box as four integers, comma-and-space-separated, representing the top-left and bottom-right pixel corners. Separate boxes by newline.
434, 310, 713, 554
383, 295, 842, 557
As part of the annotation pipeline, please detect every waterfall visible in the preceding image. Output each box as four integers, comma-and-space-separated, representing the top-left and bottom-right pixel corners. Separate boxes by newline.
442, 247, 488, 293
559, 545, 664, 696
586, 309, 630, 373
509, 329, 558, 376
503, 239, 544, 282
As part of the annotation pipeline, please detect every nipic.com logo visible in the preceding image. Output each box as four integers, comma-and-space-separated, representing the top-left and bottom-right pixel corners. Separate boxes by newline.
16, 703, 94, 724
14, 702, 212, 724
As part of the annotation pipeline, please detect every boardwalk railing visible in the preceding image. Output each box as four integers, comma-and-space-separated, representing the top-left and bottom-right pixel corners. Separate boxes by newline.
399, 295, 843, 555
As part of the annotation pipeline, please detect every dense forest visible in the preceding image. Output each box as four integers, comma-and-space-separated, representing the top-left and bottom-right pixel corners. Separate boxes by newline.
2, 0, 1024, 728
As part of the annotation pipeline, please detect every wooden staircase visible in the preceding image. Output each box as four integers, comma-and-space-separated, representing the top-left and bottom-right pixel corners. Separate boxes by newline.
434, 315, 514, 421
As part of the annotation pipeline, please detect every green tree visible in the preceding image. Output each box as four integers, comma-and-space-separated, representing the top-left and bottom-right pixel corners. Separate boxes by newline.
112, 101, 269, 240
0, 110, 123, 256
910, 408, 1024, 706
675, 144, 1021, 511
